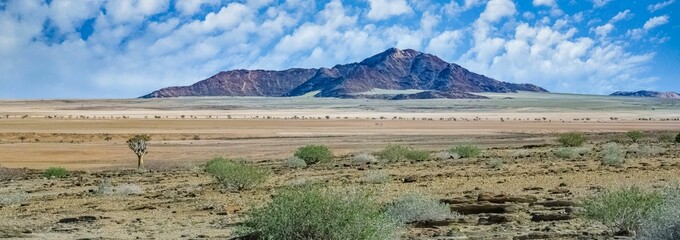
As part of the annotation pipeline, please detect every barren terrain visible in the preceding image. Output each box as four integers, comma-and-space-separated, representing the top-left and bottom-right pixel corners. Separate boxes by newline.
0, 93, 679, 239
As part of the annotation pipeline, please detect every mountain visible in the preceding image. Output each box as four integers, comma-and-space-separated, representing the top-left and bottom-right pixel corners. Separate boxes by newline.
141, 48, 548, 99
610, 90, 680, 99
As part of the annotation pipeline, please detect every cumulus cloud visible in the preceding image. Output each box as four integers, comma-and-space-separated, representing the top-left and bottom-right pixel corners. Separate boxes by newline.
366, 0, 413, 20
643, 15, 670, 30
648, 0, 675, 12
591, 0, 611, 8
0, 0, 670, 98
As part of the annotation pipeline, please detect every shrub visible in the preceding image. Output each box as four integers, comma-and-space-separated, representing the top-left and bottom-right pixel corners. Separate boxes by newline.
43, 167, 68, 178
601, 142, 626, 166
676, 132, 680, 143
555, 147, 590, 159
487, 159, 503, 169
377, 144, 411, 162
283, 156, 307, 169
238, 186, 400, 240
362, 171, 390, 184
557, 132, 587, 147
639, 187, 680, 240
582, 187, 662, 236
294, 145, 333, 165
433, 151, 456, 160
385, 193, 456, 224
628, 144, 666, 157
205, 158, 267, 191
352, 153, 378, 165
449, 145, 482, 158
405, 149, 431, 162
627, 131, 644, 142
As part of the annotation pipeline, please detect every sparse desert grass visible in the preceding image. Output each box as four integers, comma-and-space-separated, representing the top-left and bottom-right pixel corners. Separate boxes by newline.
294, 145, 333, 165
628, 144, 666, 157
205, 157, 267, 191
639, 187, 680, 240
385, 192, 456, 224
601, 142, 626, 166
43, 167, 68, 178
352, 153, 378, 165
238, 186, 400, 240
582, 186, 662, 236
0, 192, 28, 206
449, 145, 482, 158
362, 170, 390, 184
96, 179, 144, 196
283, 156, 307, 169
557, 132, 587, 147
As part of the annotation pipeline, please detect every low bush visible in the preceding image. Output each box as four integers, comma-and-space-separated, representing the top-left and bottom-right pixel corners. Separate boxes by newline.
433, 151, 458, 160
294, 145, 333, 165
675, 132, 680, 143
555, 147, 590, 159
639, 187, 680, 240
557, 132, 587, 147
449, 145, 482, 158
601, 142, 626, 166
377, 144, 411, 162
405, 149, 431, 162
205, 158, 267, 191
582, 187, 662, 236
376, 144, 430, 162
487, 159, 503, 169
628, 144, 666, 157
362, 171, 390, 184
386, 193, 456, 224
238, 186, 400, 240
626, 131, 644, 142
283, 156, 307, 169
43, 167, 68, 178
352, 153, 378, 165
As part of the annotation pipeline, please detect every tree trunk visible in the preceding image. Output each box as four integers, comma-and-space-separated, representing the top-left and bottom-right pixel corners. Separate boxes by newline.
137, 155, 144, 169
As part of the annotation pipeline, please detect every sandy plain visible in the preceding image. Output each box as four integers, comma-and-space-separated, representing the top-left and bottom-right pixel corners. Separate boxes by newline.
0, 93, 679, 239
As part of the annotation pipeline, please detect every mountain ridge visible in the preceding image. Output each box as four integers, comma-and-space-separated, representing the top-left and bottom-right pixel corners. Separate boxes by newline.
141, 48, 548, 99
610, 90, 680, 99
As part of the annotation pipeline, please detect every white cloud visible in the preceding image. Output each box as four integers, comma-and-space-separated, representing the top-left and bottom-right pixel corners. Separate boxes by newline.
591, 0, 611, 8
609, 10, 631, 23
426, 30, 463, 59
104, 0, 170, 24
443, 0, 486, 16
648, 0, 675, 12
532, 0, 556, 7
643, 15, 670, 30
479, 0, 516, 23
174, 0, 220, 16
593, 23, 613, 38
366, 0, 413, 20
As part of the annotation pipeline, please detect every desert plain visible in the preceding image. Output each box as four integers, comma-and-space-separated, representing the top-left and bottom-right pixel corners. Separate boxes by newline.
0, 92, 679, 239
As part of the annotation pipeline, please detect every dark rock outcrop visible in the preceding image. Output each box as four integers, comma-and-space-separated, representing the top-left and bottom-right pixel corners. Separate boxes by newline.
142, 48, 548, 99
610, 90, 680, 99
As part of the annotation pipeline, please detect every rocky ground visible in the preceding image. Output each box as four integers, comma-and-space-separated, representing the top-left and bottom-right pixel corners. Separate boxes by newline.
1, 133, 678, 239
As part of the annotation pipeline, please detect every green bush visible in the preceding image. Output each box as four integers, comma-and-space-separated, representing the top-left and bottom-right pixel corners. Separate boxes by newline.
627, 131, 644, 142
377, 144, 411, 162
449, 145, 482, 158
639, 187, 680, 240
362, 170, 390, 184
238, 186, 400, 240
557, 132, 587, 147
405, 149, 431, 162
294, 145, 333, 165
675, 132, 680, 143
386, 193, 456, 224
205, 158, 267, 191
283, 156, 307, 169
601, 142, 626, 166
43, 167, 68, 178
582, 187, 662, 236
555, 147, 590, 159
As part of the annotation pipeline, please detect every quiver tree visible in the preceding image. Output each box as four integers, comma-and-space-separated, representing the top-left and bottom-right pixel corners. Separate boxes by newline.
127, 134, 150, 168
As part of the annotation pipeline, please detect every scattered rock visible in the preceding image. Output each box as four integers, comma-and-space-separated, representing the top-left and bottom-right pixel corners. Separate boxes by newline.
530, 212, 574, 222
451, 203, 519, 215
58, 216, 97, 224
477, 193, 538, 204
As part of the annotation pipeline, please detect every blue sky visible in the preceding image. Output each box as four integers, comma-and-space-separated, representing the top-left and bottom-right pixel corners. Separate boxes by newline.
0, 0, 677, 98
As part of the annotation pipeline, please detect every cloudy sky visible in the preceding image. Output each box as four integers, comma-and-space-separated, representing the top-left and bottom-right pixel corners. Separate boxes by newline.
0, 0, 677, 98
